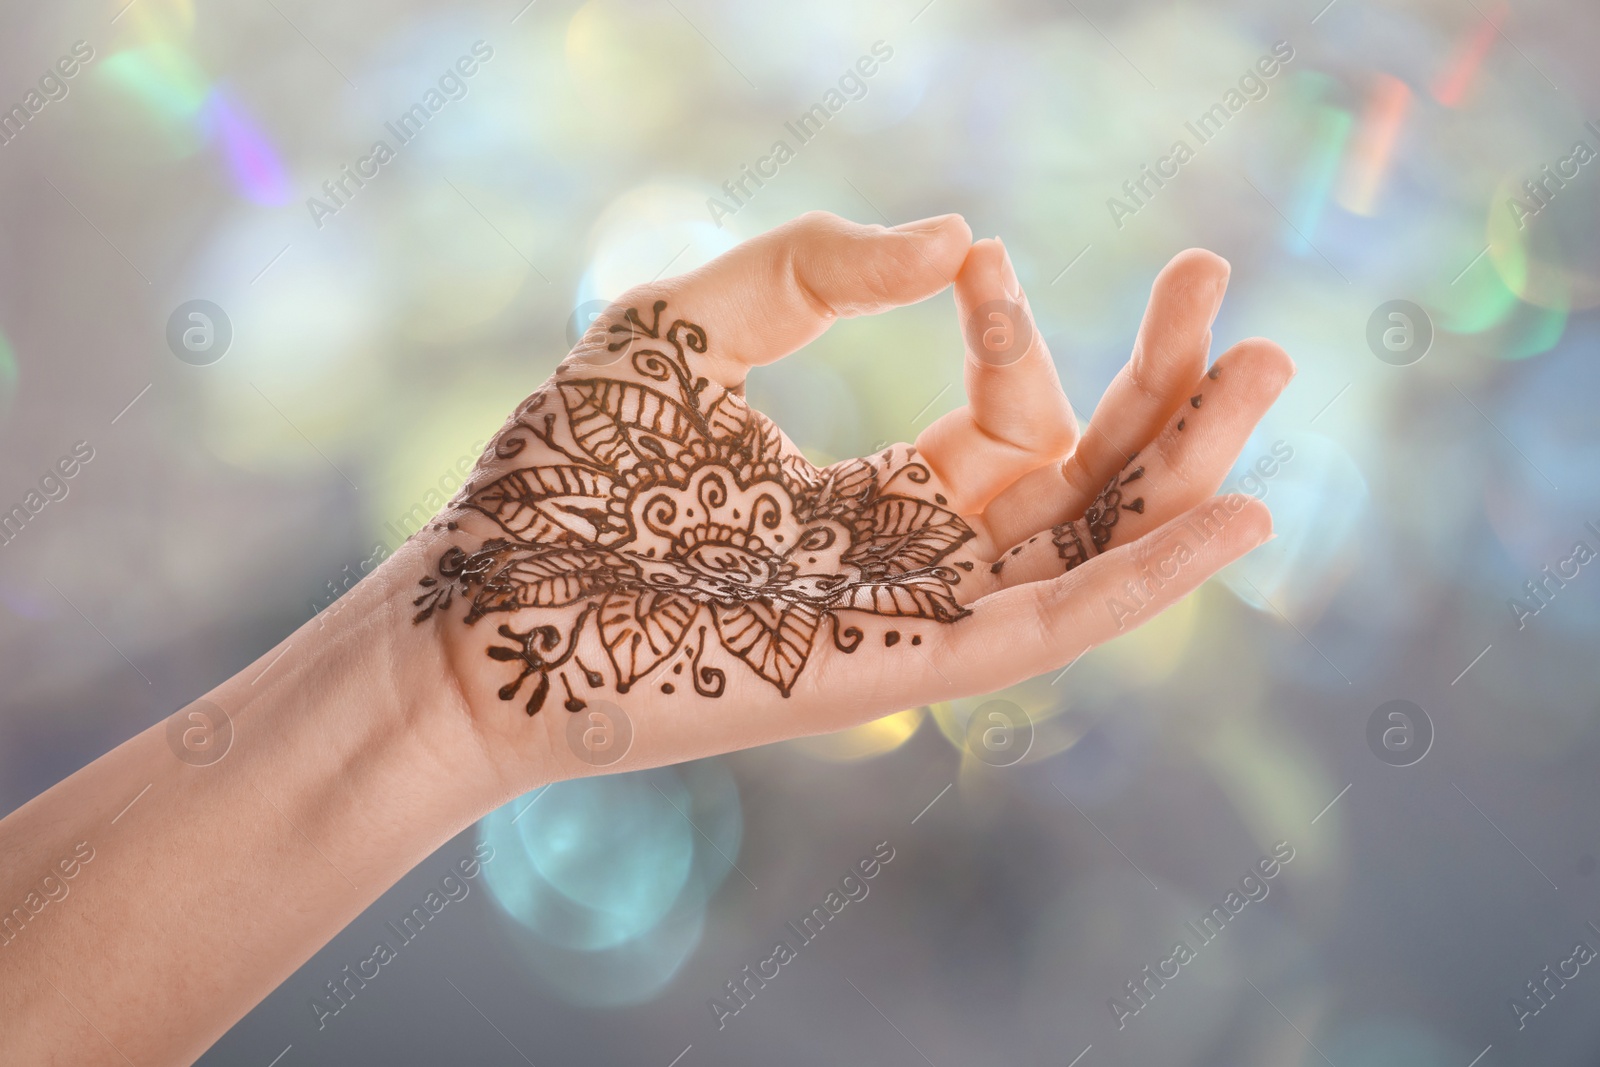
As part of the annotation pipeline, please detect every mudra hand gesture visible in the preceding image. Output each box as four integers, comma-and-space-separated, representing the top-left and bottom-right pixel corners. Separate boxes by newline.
410, 210, 1293, 779
0, 210, 1293, 1066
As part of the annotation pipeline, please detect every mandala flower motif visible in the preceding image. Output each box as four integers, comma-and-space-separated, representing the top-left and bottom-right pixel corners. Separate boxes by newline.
415, 301, 976, 712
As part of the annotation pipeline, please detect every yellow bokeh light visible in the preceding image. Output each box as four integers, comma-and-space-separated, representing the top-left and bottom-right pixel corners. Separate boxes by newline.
122, 0, 196, 45
565, 1, 694, 134
1092, 585, 1200, 687
787, 707, 924, 762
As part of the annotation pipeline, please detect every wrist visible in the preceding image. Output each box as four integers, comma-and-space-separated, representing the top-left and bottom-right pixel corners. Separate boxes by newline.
369, 534, 576, 805
208, 538, 516, 879
400, 523, 621, 793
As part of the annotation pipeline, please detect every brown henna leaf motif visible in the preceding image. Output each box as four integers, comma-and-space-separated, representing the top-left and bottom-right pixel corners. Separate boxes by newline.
469, 547, 628, 618
415, 303, 976, 714
598, 590, 699, 693
712, 600, 823, 697
467, 466, 620, 544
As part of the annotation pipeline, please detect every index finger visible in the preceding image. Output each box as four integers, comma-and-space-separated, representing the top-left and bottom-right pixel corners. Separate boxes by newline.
915, 238, 1079, 515
570, 210, 972, 388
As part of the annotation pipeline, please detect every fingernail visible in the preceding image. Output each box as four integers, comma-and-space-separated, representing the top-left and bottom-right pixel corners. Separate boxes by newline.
996, 240, 1023, 301
893, 213, 960, 234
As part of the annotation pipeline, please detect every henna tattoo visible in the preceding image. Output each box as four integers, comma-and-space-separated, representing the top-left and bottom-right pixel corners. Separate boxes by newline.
881, 461, 932, 492
830, 615, 864, 653
1051, 459, 1147, 573
574, 656, 603, 687
558, 673, 586, 713
484, 602, 599, 715
415, 301, 976, 713
1045, 373, 1221, 572
690, 626, 727, 697
1051, 521, 1092, 572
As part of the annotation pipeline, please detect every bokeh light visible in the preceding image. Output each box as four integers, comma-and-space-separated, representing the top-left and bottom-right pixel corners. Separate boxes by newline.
479, 761, 740, 1005
2, 0, 1598, 1063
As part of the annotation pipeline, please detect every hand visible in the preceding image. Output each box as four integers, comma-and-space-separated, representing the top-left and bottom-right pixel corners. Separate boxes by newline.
0, 213, 1292, 1063
404, 211, 1293, 782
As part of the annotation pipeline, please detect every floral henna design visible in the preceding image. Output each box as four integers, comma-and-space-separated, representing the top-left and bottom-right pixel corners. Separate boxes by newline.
1051, 460, 1146, 572
413, 300, 977, 714
1049, 364, 1223, 572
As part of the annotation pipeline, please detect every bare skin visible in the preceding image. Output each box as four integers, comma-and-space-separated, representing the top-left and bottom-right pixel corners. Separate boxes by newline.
0, 212, 1291, 1065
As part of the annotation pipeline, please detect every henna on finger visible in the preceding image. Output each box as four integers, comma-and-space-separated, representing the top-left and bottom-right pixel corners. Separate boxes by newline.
1050, 461, 1147, 572
1047, 363, 1229, 572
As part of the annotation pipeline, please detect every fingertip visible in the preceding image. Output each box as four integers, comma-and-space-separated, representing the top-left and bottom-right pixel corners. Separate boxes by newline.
959, 235, 1003, 266
1167, 246, 1231, 279
956, 237, 1013, 298
890, 213, 972, 279
930, 215, 975, 279
1223, 336, 1297, 388
939, 214, 974, 250
1160, 248, 1231, 307
997, 240, 1022, 301
1215, 494, 1273, 551
1131, 249, 1231, 382
891, 211, 967, 235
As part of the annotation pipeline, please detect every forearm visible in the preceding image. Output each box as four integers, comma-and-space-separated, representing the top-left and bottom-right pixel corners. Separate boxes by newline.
0, 212, 1289, 1066
0, 545, 504, 1066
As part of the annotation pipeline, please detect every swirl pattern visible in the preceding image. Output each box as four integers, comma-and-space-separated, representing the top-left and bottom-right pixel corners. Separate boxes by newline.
414, 301, 977, 715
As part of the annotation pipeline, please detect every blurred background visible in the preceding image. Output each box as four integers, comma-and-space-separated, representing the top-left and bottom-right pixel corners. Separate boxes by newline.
2, 0, 1599, 1063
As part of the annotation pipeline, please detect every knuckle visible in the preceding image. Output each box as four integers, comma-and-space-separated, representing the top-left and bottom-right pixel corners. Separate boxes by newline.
1034, 413, 1079, 455
860, 251, 911, 300
791, 209, 847, 235
1118, 356, 1172, 410
781, 245, 838, 321
1026, 581, 1060, 644
1128, 530, 1160, 574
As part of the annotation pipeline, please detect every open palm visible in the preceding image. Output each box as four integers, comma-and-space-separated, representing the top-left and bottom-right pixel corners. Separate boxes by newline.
408, 212, 1292, 781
